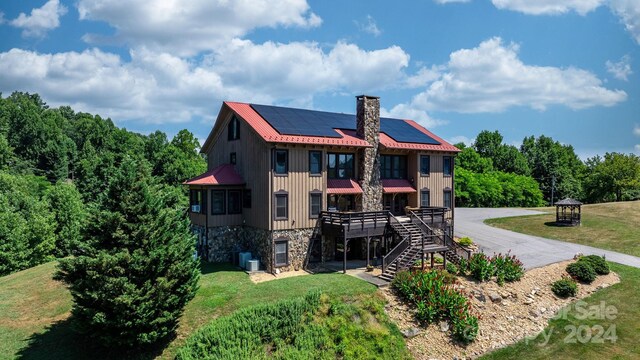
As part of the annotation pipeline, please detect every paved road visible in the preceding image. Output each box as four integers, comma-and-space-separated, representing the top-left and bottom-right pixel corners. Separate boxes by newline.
454, 208, 640, 270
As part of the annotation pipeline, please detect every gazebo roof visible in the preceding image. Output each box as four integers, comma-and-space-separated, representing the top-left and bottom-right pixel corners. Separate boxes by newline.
555, 198, 582, 206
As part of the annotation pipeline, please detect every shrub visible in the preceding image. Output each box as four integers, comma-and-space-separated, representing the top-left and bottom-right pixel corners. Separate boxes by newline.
566, 261, 597, 284
491, 252, 525, 284
579, 255, 610, 275
469, 253, 493, 282
446, 262, 459, 275
392, 270, 478, 343
457, 258, 469, 275
458, 237, 473, 247
551, 277, 578, 298
434, 256, 444, 264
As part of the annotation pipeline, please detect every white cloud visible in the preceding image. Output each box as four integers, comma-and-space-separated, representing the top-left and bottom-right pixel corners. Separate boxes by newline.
448, 135, 474, 146
606, 55, 633, 81
381, 104, 448, 129
635, 144, 640, 153
9, 0, 67, 38
356, 15, 382, 37
609, 0, 640, 45
212, 40, 409, 98
0, 12, 5, 24
77, 0, 322, 56
399, 37, 626, 114
491, 0, 605, 15
633, 124, 640, 136
405, 66, 443, 88
0, 40, 410, 124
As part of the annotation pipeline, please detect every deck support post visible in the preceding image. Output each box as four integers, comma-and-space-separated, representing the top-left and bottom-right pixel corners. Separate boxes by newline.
430, 252, 434, 268
343, 234, 347, 274
366, 236, 371, 267
442, 251, 447, 268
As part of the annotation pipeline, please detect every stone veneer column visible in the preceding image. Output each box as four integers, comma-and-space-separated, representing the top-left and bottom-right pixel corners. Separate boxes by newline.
356, 95, 383, 211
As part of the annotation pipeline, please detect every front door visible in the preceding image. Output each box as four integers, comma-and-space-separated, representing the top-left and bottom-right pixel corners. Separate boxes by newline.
383, 194, 408, 215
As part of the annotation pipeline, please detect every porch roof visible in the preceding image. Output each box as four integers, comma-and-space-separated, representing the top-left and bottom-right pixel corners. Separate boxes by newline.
327, 179, 363, 194
183, 164, 245, 186
381, 179, 416, 193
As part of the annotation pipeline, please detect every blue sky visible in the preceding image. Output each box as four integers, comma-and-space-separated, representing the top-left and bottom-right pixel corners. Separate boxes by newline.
1, 0, 639, 159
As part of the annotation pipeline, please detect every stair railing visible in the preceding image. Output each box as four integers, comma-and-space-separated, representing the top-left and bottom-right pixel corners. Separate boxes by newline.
382, 214, 413, 273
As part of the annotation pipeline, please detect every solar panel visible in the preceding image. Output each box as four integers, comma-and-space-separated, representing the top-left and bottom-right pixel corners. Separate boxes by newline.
250, 103, 441, 144
380, 118, 440, 145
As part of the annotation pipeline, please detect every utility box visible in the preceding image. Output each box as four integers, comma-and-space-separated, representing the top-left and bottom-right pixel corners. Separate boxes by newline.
246, 259, 259, 272
238, 252, 252, 269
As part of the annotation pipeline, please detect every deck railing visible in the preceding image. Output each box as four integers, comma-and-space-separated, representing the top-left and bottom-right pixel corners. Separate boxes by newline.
412, 207, 451, 227
381, 214, 413, 273
319, 210, 389, 232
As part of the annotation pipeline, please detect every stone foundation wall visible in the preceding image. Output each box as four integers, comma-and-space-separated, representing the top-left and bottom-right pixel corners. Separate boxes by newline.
272, 228, 314, 272
191, 225, 314, 273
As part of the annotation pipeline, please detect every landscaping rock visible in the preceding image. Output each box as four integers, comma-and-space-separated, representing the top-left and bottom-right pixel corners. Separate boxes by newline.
401, 327, 422, 338
439, 321, 450, 332
488, 292, 502, 303
381, 260, 621, 360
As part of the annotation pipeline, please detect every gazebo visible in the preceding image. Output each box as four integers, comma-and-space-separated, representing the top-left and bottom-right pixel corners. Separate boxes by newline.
555, 198, 582, 226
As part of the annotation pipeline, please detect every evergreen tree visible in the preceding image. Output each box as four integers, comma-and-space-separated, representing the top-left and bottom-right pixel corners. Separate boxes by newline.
56, 157, 200, 347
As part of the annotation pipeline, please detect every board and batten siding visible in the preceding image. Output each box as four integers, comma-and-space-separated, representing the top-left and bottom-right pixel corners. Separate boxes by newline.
271, 145, 328, 231
203, 110, 271, 230
411, 152, 455, 208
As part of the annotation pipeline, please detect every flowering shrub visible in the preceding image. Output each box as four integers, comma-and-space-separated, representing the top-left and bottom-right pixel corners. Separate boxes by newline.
469, 253, 493, 282
392, 269, 478, 344
491, 252, 525, 285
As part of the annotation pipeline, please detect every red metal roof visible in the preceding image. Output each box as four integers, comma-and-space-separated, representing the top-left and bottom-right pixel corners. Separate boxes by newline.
225, 102, 372, 148
183, 164, 245, 186
327, 179, 363, 194
379, 120, 460, 152
382, 179, 416, 193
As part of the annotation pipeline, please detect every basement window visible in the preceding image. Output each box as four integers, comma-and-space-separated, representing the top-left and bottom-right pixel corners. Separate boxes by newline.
274, 239, 289, 267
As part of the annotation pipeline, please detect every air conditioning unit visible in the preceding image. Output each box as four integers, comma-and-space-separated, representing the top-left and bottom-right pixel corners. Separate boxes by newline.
246, 260, 259, 272
239, 252, 252, 269
191, 204, 200, 213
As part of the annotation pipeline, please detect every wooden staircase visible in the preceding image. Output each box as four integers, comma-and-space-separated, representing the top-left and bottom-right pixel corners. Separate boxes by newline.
380, 213, 471, 282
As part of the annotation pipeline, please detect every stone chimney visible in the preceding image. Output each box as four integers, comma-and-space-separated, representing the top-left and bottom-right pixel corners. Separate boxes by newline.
356, 95, 383, 211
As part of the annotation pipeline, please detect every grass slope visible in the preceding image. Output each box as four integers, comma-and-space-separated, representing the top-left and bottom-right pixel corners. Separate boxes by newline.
0, 262, 388, 359
485, 201, 640, 257
481, 263, 640, 360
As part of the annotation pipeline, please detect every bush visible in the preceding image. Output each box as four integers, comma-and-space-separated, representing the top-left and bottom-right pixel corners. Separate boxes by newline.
469, 253, 493, 282
446, 262, 459, 275
458, 237, 473, 247
551, 277, 578, 298
457, 258, 469, 275
392, 270, 478, 343
579, 255, 610, 275
491, 252, 524, 284
566, 261, 597, 284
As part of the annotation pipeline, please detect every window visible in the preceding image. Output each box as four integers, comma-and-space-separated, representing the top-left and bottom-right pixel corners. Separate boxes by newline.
327, 194, 356, 212
190, 189, 205, 213
309, 192, 322, 218
211, 190, 226, 215
443, 156, 452, 177
228, 115, 240, 140
380, 155, 407, 179
327, 153, 354, 179
228, 190, 242, 214
420, 155, 430, 176
243, 189, 252, 208
230, 152, 236, 165
274, 239, 288, 266
444, 189, 452, 209
274, 192, 288, 220
274, 149, 288, 175
420, 189, 430, 208
309, 151, 322, 175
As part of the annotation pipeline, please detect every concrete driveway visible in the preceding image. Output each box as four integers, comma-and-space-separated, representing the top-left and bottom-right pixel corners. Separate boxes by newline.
454, 208, 640, 269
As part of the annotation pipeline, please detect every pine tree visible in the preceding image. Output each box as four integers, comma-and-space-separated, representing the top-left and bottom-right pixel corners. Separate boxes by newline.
56, 157, 200, 348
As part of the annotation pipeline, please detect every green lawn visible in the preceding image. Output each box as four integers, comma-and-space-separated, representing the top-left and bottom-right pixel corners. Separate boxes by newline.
481, 262, 640, 360
485, 201, 640, 257
0, 262, 383, 360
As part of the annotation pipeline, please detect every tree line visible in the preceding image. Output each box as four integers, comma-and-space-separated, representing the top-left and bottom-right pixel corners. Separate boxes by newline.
454, 130, 640, 207
1, 91, 203, 348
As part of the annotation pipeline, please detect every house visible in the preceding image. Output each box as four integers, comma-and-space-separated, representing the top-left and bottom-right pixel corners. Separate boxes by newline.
185, 95, 464, 277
